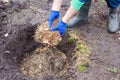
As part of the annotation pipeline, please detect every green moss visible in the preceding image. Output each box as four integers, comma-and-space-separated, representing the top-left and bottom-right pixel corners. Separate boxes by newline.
76, 43, 89, 54
77, 64, 86, 72
59, 70, 65, 76
68, 37, 75, 43
67, 31, 77, 43
73, 52, 79, 59
107, 67, 118, 73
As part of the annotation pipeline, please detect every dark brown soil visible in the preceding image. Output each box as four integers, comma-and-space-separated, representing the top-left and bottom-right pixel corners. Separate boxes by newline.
0, 0, 120, 80
0, 1, 38, 80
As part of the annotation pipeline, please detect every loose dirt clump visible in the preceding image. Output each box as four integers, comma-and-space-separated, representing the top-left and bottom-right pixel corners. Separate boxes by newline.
34, 19, 62, 46
20, 46, 67, 79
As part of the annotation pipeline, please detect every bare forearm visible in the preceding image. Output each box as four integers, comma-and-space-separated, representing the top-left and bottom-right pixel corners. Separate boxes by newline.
52, 0, 63, 11
62, 6, 78, 23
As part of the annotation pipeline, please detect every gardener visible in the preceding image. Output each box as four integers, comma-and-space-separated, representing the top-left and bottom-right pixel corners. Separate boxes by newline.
48, 0, 120, 35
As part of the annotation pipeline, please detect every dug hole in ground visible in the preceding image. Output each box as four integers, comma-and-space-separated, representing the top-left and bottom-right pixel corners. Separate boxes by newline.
19, 19, 91, 80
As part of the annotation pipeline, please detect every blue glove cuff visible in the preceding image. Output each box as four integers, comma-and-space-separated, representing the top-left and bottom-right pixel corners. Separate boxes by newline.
59, 20, 66, 26
50, 10, 60, 17
50, 10, 59, 13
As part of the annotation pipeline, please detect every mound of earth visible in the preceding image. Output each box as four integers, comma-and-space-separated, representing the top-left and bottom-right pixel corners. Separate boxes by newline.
20, 46, 66, 80
19, 30, 91, 80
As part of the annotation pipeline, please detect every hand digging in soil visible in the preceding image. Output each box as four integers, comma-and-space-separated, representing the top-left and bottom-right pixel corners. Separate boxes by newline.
34, 19, 62, 46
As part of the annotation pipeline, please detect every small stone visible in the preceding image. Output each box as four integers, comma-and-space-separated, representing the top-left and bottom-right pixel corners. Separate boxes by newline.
2, 0, 9, 3
119, 37, 120, 40
4, 33, 9, 37
118, 31, 120, 33
38, 64, 42, 69
5, 50, 10, 54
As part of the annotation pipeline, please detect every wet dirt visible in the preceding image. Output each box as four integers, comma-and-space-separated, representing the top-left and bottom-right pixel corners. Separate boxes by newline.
0, 0, 120, 80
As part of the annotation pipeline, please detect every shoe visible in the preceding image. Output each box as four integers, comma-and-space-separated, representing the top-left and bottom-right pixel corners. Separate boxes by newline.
108, 8, 119, 33
67, 0, 91, 27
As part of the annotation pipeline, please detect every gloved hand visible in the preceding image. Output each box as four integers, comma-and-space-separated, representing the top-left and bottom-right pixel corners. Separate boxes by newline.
48, 10, 60, 27
50, 20, 66, 36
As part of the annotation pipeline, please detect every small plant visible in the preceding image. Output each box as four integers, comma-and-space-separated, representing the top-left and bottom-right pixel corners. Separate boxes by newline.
68, 37, 75, 43
101, 0, 105, 3
73, 53, 79, 59
107, 67, 118, 73
76, 43, 89, 54
68, 30, 78, 43
59, 70, 65, 76
77, 64, 86, 72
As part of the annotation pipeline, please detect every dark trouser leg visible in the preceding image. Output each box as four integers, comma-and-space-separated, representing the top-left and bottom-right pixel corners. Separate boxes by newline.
105, 0, 120, 32
67, 0, 91, 27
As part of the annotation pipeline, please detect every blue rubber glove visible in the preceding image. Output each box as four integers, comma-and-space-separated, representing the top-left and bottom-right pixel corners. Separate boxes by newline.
50, 20, 66, 36
48, 10, 60, 27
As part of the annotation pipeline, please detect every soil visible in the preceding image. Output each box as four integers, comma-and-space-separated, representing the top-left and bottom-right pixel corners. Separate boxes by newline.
34, 19, 62, 46
0, 0, 120, 80
20, 46, 67, 80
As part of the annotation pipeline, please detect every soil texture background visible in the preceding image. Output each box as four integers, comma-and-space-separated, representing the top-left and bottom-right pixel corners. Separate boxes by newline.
0, 0, 120, 80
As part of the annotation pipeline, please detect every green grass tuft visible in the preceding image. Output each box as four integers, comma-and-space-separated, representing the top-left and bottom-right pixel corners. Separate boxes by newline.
107, 67, 118, 73
77, 64, 86, 72
76, 43, 89, 54
68, 37, 75, 43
